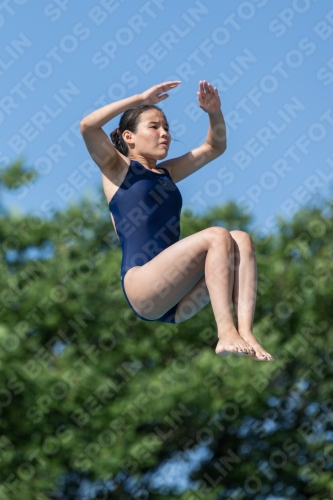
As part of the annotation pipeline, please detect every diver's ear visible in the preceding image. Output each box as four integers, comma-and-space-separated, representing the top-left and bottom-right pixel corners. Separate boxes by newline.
123, 130, 134, 145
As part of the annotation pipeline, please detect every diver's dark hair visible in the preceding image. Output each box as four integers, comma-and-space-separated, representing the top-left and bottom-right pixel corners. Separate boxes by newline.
110, 104, 167, 156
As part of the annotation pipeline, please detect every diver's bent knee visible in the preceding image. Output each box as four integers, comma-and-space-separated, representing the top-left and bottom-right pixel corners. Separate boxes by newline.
230, 230, 255, 254
205, 226, 233, 248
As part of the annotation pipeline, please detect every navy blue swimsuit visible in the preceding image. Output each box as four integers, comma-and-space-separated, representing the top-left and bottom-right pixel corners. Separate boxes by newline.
109, 159, 183, 323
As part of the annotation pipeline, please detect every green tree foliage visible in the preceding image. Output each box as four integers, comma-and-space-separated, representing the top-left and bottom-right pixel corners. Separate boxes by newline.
0, 159, 37, 191
0, 166, 332, 499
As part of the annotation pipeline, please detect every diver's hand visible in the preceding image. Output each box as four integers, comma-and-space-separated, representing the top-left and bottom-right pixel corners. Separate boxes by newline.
197, 80, 221, 114
140, 81, 181, 105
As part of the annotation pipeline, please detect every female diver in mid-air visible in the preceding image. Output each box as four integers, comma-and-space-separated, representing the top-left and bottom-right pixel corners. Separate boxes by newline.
80, 80, 273, 361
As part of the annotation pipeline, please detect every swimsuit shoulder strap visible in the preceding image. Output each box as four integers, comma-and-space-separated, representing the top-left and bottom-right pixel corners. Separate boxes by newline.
157, 166, 174, 177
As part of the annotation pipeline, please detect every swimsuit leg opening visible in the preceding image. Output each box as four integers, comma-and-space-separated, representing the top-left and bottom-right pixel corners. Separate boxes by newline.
121, 273, 178, 323
120, 273, 154, 322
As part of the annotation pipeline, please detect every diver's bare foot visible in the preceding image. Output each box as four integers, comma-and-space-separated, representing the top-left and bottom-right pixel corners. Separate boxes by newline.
215, 329, 255, 357
238, 330, 274, 361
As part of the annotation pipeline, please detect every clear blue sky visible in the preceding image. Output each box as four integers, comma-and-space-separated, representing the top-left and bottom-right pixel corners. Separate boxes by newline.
1, 0, 333, 236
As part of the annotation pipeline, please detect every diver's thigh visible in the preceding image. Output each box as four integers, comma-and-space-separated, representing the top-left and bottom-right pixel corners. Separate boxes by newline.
124, 228, 214, 319
174, 275, 210, 323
